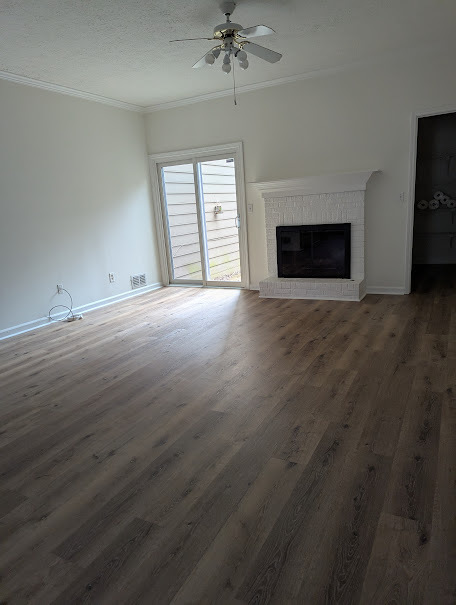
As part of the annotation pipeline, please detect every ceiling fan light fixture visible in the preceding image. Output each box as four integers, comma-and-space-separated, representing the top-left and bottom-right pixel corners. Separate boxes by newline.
175, 1, 282, 101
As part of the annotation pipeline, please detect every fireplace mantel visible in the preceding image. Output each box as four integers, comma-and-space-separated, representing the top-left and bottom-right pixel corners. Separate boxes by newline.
252, 171, 377, 199
255, 171, 378, 301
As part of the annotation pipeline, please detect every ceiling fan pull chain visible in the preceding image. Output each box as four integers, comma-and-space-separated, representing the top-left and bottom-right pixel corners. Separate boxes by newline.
232, 59, 237, 106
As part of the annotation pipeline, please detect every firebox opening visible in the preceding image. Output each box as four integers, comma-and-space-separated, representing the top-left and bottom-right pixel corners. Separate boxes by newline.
276, 223, 351, 279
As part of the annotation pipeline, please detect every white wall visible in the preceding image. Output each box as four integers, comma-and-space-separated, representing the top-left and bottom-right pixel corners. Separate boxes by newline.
0, 79, 161, 331
145, 50, 456, 291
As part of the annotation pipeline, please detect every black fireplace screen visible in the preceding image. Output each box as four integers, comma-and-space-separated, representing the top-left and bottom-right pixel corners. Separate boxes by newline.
276, 223, 351, 279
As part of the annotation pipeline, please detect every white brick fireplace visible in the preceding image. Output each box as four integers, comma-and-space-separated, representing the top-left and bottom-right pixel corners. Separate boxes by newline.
254, 171, 376, 301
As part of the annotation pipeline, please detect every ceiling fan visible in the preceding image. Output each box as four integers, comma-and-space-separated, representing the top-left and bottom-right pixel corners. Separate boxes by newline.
170, 1, 282, 74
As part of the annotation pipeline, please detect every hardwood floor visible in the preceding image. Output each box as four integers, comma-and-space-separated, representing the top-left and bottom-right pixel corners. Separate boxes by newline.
0, 282, 454, 604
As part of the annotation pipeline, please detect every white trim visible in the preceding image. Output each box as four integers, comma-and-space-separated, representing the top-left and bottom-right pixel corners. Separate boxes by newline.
366, 286, 407, 295
0, 70, 143, 112
404, 112, 419, 295
1, 42, 452, 115
0, 283, 162, 340
143, 65, 355, 113
250, 284, 260, 291
252, 172, 377, 199
143, 43, 455, 113
404, 104, 456, 295
148, 161, 171, 287
142, 43, 454, 113
1, 64, 355, 116
148, 142, 245, 163
232, 143, 250, 290
149, 142, 250, 289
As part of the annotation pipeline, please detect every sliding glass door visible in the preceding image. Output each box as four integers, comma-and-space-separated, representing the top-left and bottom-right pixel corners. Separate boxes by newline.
158, 152, 246, 287
200, 158, 241, 283
162, 163, 204, 282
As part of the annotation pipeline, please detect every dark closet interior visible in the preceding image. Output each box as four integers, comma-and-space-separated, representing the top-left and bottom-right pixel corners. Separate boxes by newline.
412, 112, 456, 292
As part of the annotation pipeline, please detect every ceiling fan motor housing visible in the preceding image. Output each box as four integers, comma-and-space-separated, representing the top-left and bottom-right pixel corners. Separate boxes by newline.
213, 22, 243, 38
189, 2, 281, 71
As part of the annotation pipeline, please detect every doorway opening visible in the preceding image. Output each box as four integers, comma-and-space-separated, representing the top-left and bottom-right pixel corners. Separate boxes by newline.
411, 112, 456, 293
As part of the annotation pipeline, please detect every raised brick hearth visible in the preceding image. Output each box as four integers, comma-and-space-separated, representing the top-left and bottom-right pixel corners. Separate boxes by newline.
253, 171, 376, 301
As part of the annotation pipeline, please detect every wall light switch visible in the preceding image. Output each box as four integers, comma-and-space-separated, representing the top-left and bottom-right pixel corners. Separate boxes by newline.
247, 203, 254, 213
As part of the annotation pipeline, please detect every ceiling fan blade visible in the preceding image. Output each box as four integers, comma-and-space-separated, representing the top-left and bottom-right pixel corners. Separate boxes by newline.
170, 37, 216, 42
237, 25, 276, 38
243, 42, 282, 63
192, 46, 222, 69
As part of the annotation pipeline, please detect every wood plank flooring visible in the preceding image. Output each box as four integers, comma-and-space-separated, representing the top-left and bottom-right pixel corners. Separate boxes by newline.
0, 277, 455, 604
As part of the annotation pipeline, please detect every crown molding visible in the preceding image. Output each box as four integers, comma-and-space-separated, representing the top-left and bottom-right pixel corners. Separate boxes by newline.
143, 64, 353, 113
251, 171, 378, 199
0, 62, 369, 115
1, 40, 454, 115
144, 40, 456, 113
0, 70, 144, 112
1, 64, 349, 114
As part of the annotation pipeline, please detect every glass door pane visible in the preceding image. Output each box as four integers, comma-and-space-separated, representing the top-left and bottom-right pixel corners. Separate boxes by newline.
161, 164, 203, 282
199, 158, 242, 283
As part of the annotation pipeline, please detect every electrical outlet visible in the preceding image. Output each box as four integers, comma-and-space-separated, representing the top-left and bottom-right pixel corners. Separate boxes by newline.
400, 192, 405, 203
247, 203, 254, 213
109, 273, 115, 283
57, 284, 63, 294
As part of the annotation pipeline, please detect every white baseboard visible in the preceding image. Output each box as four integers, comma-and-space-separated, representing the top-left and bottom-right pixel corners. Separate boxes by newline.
366, 285, 407, 295
0, 283, 162, 341
249, 284, 260, 291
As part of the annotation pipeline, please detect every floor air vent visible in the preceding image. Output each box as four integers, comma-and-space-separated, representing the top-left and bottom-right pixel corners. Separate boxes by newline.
130, 273, 146, 289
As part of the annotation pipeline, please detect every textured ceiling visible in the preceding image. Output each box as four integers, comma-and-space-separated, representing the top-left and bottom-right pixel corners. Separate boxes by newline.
0, 0, 455, 107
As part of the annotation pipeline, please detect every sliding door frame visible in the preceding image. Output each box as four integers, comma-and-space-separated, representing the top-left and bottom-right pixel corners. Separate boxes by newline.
157, 158, 207, 285
149, 142, 250, 288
